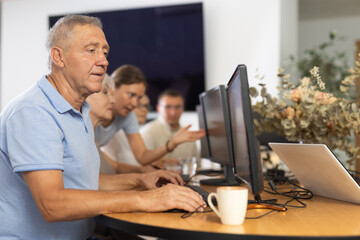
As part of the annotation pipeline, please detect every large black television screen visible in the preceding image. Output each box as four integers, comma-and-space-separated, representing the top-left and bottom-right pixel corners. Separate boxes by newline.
49, 3, 205, 111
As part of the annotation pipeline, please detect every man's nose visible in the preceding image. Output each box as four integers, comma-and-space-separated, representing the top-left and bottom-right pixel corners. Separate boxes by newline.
169, 108, 177, 115
97, 53, 109, 67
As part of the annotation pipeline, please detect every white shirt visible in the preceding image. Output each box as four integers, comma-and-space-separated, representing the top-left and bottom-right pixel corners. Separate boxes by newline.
101, 129, 140, 166
140, 117, 199, 161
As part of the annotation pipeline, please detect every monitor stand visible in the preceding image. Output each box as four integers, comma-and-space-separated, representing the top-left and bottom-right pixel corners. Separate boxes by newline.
199, 165, 240, 186
247, 194, 286, 211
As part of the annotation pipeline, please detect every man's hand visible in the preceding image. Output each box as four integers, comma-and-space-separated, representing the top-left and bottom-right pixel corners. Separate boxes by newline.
139, 170, 184, 190
138, 184, 206, 213
168, 125, 205, 150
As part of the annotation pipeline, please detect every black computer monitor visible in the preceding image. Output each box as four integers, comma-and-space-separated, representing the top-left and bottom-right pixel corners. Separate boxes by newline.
195, 105, 211, 159
227, 64, 264, 199
199, 85, 239, 186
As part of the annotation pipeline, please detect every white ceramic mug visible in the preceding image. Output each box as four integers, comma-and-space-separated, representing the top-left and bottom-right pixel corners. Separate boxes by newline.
208, 186, 248, 225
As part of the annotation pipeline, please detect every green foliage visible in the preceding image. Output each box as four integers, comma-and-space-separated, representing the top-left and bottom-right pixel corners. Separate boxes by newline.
293, 31, 352, 98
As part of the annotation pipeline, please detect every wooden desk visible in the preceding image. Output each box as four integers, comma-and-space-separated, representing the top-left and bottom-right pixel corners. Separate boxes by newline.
95, 183, 360, 240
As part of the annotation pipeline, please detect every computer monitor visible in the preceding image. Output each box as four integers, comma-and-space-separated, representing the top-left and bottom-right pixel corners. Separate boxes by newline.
195, 105, 211, 159
199, 85, 239, 186
227, 64, 264, 199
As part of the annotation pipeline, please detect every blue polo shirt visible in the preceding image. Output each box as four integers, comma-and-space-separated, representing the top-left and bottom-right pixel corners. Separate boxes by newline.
95, 111, 139, 146
0, 76, 100, 239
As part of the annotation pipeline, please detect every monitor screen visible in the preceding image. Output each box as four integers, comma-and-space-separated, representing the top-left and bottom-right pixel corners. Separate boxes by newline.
49, 3, 205, 111
227, 64, 264, 196
199, 85, 238, 186
196, 104, 211, 159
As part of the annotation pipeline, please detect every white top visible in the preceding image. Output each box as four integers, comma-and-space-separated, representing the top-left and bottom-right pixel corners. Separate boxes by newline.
140, 117, 199, 161
101, 129, 140, 166
97, 143, 116, 174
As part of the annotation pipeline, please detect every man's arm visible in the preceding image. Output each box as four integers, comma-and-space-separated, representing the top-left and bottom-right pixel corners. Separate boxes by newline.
126, 133, 168, 165
102, 151, 156, 173
127, 125, 205, 165
98, 170, 184, 191
23, 170, 205, 222
22, 170, 142, 222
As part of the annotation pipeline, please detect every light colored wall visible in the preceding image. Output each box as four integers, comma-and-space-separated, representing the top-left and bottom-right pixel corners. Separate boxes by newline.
299, 0, 360, 69
299, 16, 360, 64
0, 0, 289, 110
280, 0, 298, 67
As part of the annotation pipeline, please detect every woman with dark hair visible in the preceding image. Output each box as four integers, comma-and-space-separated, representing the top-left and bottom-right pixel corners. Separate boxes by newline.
95, 64, 204, 166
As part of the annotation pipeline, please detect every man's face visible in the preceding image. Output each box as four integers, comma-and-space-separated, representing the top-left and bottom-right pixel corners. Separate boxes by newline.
111, 83, 146, 117
157, 96, 184, 126
134, 95, 150, 125
62, 24, 109, 97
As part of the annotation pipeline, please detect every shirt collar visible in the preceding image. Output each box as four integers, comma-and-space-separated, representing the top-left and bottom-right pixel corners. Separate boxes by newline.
37, 75, 90, 115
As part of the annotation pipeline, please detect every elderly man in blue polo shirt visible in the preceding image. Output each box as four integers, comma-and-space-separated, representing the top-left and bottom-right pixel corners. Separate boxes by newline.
0, 15, 205, 239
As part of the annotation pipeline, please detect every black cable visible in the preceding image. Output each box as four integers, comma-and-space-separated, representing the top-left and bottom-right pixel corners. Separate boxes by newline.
181, 204, 211, 218
263, 174, 313, 209
182, 172, 313, 220
181, 204, 281, 220
245, 209, 278, 219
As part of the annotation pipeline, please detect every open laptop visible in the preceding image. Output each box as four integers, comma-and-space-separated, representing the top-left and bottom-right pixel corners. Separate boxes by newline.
269, 143, 360, 204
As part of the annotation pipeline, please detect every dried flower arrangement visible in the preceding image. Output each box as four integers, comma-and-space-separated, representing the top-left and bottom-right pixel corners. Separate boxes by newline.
250, 56, 360, 166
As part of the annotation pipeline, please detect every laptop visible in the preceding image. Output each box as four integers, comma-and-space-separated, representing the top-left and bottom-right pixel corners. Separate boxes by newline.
269, 143, 360, 204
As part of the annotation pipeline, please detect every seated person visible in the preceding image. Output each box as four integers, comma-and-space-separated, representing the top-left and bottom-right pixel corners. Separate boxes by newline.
96, 64, 204, 167
88, 74, 155, 174
140, 89, 200, 163
101, 93, 149, 167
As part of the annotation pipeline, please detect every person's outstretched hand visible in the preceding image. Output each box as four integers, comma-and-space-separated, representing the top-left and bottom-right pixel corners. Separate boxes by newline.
169, 125, 205, 150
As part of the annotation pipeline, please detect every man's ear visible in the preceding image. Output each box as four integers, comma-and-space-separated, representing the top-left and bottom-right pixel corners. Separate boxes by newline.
156, 104, 160, 113
50, 47, 65, 68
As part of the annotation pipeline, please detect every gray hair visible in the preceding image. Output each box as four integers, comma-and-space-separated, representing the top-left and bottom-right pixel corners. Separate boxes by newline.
102, 73, 115, 90
46, 15, 103, 70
